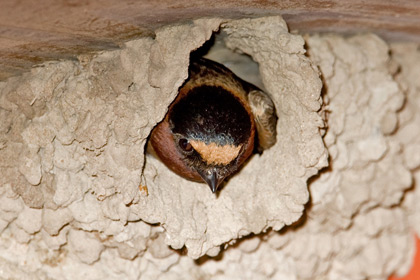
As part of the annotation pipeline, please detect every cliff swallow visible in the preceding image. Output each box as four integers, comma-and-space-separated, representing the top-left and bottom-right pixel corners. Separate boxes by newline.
150, 57, 277, 193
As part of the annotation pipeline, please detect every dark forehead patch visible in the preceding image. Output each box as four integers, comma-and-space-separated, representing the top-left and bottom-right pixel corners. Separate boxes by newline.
170, 85, 251, 146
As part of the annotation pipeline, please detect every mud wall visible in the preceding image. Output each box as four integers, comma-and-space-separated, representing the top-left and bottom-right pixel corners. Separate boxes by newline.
0, 16, 419, 279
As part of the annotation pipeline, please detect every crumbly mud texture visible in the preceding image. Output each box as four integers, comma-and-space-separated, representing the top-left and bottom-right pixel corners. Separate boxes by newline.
0, 15, 418, 279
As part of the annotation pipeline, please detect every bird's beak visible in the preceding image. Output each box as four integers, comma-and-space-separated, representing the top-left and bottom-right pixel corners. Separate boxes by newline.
197, 168, 223, 193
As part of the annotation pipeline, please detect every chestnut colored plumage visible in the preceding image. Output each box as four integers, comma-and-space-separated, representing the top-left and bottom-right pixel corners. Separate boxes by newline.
150, 57, 277, 193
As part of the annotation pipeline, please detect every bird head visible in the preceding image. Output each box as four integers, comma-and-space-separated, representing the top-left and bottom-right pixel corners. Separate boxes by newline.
168, 84, 254, 192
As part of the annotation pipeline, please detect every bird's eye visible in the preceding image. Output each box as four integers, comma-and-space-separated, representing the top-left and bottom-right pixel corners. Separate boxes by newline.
179, 138, 193, 152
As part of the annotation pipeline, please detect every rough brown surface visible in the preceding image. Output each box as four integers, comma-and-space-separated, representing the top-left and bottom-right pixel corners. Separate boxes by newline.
1, 15, 420, 279
1, 0, 420, 80
2, 1, 420, 277
0, 16, 329, 278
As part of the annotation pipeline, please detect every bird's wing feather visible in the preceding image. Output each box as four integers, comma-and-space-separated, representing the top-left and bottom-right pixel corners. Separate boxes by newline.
247, 89, 277, 151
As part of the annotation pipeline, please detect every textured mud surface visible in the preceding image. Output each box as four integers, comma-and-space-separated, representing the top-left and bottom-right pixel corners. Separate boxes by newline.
0, 16, 419, 279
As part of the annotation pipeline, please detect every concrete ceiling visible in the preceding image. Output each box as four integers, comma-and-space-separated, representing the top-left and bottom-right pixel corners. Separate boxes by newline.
1, 0, 420, 81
